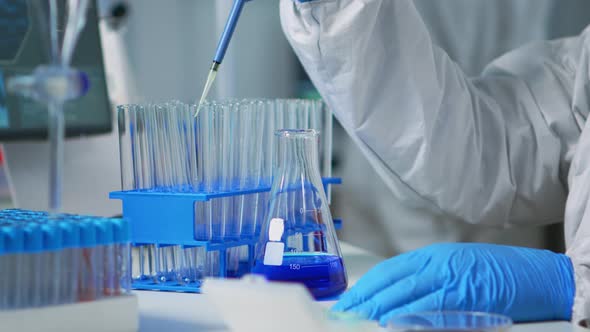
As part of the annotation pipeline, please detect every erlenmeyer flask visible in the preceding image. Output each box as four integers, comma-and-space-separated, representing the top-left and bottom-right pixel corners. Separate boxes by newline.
252, 129, 347, 299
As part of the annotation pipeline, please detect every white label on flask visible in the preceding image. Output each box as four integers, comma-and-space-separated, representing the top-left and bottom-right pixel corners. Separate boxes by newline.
268, 218, 285, 242
263, 242, 285, 266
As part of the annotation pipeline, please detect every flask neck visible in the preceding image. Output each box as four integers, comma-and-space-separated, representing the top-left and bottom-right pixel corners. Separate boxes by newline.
275, 130, 321, 178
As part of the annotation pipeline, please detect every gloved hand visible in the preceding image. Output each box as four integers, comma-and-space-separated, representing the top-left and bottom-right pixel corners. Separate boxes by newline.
332, 243, 574, 325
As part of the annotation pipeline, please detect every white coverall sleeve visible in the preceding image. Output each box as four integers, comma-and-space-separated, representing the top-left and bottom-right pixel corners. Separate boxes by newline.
566, 118, 590, 321
280, 0, 587, 228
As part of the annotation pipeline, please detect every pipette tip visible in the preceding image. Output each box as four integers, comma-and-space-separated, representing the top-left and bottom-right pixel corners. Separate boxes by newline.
194, 62, 220, 118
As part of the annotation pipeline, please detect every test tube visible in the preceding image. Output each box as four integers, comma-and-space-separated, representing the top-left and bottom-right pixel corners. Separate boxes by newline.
163, 103, 175, 190
134, 244, 156, 282
161, 104, 176, 190
225, 101, 236, 240
237, 101, 256, 239
175, 245, 205, 285
205, 250, 221, 278
226, 246, 241, 278
3, 253, 18, 309
133, 105, 147, 190
155, 245, 176, 283
4, 215, 24, 309
321, 101, 333, 201
78, 220, 98, 302
195, 102, 207, 192
299, 99, 310, 129
193, 92, 210, 245
181, 102, 193, 191
160, 103, 169, 188
231, 101, 241, 185
262, 99, 275, 186
286, 99, 298, 129
119, 242, 132, 293
165, 103, 178, 190
274, 99, 286, 177
117, 105, 135, 191
94, 219, 115, 298
174, 245, 189, 285
257, 100, 277, 236
175, 102, 195, 191
143, 104, 157, 190
194, 102, 215, 241
186, 246, 206, 284
170, 246, 203, 285
213, 103, 226, 240
169, 102, 187, 191
149, 104, 162, 190
21, 224, 42, 308
9, 225, 25, 309
219, 103, 235, 240
112, 218, 131, 294
59, 221, 80, 304
244, 101, 266, 238
310, 100, 322, 138
40, 223, 63, 306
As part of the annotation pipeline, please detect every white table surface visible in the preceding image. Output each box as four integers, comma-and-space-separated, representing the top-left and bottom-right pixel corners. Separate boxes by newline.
136, 243, 572, 332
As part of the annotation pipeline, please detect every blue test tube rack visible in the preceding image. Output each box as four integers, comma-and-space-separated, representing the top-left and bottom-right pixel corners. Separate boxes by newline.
110, 177, 342, 293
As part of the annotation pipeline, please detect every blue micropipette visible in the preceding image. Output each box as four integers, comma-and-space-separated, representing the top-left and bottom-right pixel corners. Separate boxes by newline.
196, 0, 250, 116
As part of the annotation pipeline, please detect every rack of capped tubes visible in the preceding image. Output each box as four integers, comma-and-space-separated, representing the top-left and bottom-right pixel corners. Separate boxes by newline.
112, 99, 339, 291
0, 209, 132, 309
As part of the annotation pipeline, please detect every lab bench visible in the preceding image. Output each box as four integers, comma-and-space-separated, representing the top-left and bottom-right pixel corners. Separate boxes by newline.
135, 242, 572, 332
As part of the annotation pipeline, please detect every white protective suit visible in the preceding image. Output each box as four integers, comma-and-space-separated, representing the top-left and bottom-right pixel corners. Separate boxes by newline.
331, 0, 590, 257
280, 0, 590, 321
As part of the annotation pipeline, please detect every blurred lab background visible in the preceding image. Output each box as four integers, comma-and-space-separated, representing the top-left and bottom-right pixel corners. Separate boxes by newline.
3, 0, 590, 257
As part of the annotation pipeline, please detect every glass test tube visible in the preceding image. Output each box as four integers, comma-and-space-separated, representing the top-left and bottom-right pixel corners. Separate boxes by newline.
102, 243, 116, 296
322, 102, 333, 201
155, 245, 177, 283
142, 104, 156, 190
78, 224, 98, 302
134, 244, 156, 281
219, 103, 235, 240
117, 242, 132, 294
117, 105, 135, 191
61, 247, 80, 303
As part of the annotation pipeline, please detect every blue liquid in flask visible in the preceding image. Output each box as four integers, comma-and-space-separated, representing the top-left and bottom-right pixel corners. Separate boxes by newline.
251, 253, 347, 299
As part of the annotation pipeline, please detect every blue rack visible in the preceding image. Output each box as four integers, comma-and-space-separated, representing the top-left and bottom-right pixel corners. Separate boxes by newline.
110, 177, 342, 293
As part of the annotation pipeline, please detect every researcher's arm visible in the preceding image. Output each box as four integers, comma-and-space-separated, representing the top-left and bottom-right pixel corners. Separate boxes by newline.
280, 0, 587, 227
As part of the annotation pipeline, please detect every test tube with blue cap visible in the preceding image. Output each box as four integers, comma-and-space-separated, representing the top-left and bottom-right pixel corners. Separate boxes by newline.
58, 220, 80, 304
0, 223, 24, 309
23, 223, 43, 308
94, 219, 114, 298
40, 222, 63, 306
78, 218, 98, 302
0, 210, 131, 309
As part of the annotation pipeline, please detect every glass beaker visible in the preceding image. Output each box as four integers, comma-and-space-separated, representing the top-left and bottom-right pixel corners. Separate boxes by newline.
251, 129, 347, 299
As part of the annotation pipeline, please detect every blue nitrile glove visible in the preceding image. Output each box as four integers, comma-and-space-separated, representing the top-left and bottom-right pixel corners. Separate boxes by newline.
332, 243, 575, 325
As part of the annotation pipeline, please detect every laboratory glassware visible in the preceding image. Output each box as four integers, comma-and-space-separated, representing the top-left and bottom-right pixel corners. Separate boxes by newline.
251, 129, 347, 299
0, 210, 131, 309
387, 311, 513, 332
